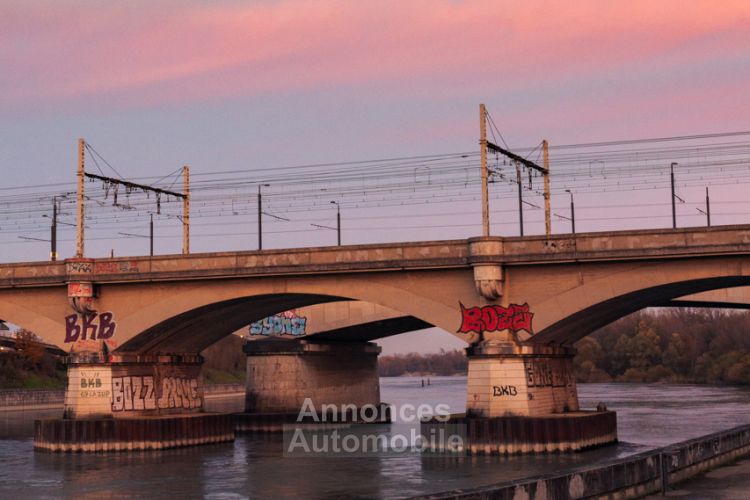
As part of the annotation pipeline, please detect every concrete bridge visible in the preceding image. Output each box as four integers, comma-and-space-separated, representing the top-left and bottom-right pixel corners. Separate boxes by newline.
7, 223, 750, 452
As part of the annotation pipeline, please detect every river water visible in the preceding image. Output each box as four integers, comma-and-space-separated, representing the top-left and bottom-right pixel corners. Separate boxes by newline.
2, 378, 750, 499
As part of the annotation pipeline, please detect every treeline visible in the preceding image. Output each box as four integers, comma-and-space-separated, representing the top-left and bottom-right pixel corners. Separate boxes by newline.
576, 309, 750, 384
0, 330, 66, 389
376, 309, 750, 385
379, 349, 467, 376
0, 331, 247, 389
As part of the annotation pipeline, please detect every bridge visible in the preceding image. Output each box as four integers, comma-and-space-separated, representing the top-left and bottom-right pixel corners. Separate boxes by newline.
10, 223, 750, 452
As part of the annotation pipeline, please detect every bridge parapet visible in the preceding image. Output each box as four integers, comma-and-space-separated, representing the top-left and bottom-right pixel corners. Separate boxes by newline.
2, 225, 750, 290
500, 224, 750, 263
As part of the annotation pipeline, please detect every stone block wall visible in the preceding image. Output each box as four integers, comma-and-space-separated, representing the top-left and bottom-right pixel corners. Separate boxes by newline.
466, 343, 579, 417
244, 341, 380, 414
63, 354, 204, 419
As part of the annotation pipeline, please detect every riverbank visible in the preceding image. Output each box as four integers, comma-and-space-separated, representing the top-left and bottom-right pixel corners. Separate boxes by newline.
417, 423, 750, 499
645, 456, 750, 499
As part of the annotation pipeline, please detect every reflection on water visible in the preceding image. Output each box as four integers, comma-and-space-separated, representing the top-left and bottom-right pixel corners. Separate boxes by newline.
2, 378, 750, 498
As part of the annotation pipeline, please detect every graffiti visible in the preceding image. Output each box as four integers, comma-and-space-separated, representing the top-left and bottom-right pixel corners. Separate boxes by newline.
112, 375, 156, 411
157, 377, 201, 409
250, 311, 307, 336
79, 371, 111, 400
493, 385, 518, 396
94, 261, 139, 274
111, 375, 199, 411
543, 240, 574, 253
524, 359, 575, 388
64, 312, 117, 342
67, 261, 92, 273
457, 302, 533, 335
67, 282, 94, 298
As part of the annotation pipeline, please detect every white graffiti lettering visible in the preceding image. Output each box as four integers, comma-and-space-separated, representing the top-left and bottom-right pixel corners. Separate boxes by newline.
112, 375, 156, 412
157, 377, 201, 409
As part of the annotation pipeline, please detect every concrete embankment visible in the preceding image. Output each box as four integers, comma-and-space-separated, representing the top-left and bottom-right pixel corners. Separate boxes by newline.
0, 383, 244, 411
415, 423, 750, 499
0, 389, 65, 410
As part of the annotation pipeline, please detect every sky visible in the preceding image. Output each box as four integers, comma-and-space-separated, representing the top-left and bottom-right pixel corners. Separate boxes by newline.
2, 0, 750, 353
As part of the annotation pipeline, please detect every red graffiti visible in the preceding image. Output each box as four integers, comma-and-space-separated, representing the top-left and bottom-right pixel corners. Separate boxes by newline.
458, 303, 533, 335
65, 312, 117, 342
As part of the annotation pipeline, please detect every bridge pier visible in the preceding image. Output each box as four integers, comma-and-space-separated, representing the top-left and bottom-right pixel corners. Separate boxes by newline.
466, 342, 580, 417
426, 341, 617, 454
237, 340, 389, 432
35, 352, 235, 452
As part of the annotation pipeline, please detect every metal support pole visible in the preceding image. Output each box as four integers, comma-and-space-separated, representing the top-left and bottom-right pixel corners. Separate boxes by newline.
671, 162, 677, 229
479, 104, 490, 237
150, 214, 154, 257
75, 138, 85, 257
336, 204, 341, 246
50, 197, 58, 261
182, 166, 190, 255
516, 162, 523, 236
706, 187, 711, 227
258, 185, 262, 250
566, 189, 576, 235
542, 139, 551, 236
257, 184, 269, 250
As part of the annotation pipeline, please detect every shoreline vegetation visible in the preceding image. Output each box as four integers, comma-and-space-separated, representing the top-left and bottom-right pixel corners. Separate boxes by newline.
2, 309, 750, 388
380, 309, 750, 385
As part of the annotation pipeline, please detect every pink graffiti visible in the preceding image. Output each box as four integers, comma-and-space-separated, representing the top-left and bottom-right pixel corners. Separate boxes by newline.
458, 302, 533, 335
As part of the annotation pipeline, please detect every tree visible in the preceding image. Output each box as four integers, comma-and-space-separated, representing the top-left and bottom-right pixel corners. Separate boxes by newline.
14, 329, 44, 369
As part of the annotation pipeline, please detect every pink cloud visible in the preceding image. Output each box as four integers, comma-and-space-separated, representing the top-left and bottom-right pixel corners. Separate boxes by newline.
2, 0, 750, 111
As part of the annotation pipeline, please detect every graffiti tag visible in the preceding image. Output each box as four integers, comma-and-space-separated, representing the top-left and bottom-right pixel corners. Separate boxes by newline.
457, 302, 533, 335
67, 282, 94, 298
64, 312, 117, 343
250, 311, 307, 336
111, 375, 200, 411
79, 371, 111, 400
157, 377, 201, 409
493, 385, 518, 397
67, 261, 93, 273
94, 261, 140, 274
112, 376, 156, 411
525, 359, 575, 388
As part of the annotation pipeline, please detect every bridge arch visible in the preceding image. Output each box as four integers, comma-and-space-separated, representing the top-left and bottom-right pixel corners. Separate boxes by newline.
104, 270, 478, 354
530, 272, 750, 346
0, 289, 69, 345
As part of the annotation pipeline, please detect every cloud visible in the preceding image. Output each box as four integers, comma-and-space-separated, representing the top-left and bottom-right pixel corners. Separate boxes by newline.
2, 0, 749, 112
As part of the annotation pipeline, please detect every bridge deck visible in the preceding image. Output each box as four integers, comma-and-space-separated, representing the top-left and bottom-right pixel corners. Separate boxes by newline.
1, 224, 749, 288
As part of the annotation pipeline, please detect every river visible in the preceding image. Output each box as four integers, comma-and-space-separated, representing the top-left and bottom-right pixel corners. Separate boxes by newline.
2, 378, 750, 499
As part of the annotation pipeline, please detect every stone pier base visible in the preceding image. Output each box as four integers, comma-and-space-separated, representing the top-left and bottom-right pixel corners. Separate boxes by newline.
63, 352, 205, 419
423, 411, 617, 455
244, 340, 381, 414
455, 341, 618, 453
34, 413, 236, 452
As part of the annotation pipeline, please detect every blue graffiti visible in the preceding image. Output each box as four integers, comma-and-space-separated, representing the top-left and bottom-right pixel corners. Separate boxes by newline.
249, 315, 307, 336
